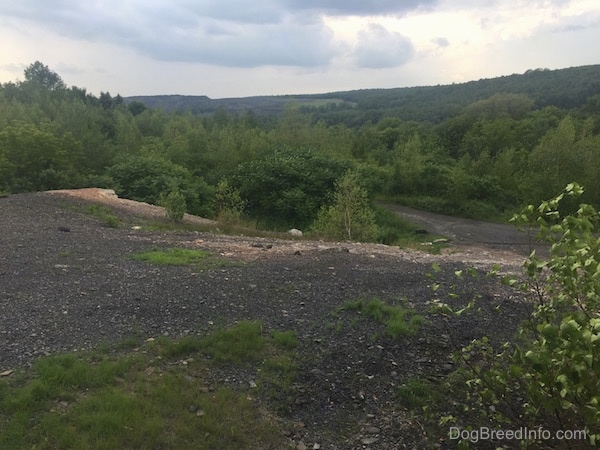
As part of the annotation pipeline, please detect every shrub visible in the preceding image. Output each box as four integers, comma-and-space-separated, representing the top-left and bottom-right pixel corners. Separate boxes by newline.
159, 188, 186, 222
311, 170, 378, 242
437, 183, 600, 447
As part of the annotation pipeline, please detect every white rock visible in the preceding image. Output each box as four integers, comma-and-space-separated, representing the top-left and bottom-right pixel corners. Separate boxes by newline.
288, 229, 303, 236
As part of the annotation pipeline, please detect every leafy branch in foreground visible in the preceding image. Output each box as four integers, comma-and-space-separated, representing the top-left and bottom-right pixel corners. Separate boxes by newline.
432, 183, 600, 448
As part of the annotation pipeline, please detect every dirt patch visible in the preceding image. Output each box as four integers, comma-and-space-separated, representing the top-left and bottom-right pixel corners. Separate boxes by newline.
47, 188, 217, 226
0, 189, 533, 449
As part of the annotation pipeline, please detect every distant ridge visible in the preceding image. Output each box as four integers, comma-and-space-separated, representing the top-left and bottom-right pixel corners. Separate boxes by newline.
125, 64, 600, 124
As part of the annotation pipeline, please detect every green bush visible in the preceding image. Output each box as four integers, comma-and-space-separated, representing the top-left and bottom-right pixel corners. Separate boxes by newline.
437, 183, 600, 447
159, 188, 186, 222
311, 170, 378, 242
228, 146, 350, 229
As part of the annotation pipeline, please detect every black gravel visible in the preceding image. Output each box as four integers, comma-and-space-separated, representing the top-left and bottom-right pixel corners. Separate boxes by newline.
0, 192, 531, 449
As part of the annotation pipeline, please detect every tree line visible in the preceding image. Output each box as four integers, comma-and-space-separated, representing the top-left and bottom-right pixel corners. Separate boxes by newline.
1, 62, 600, 239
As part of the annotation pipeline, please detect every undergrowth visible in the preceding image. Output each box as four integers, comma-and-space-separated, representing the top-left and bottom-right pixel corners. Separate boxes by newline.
0, 321, 297, 449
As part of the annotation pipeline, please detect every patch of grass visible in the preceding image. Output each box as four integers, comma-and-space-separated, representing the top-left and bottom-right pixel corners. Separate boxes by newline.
131, 247, 240, 270
270, 330, 298, 350
84, 204, 120, 228
344, 298, 425, 337
116, 335, 142, 350
152, 321, 266, 364
201, 321, 266, 364
0, 323, 296, 450
397, 378, 443, 410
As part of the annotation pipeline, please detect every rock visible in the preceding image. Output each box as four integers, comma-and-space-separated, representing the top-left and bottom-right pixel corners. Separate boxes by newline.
365, 426, 380, 434
57, 226, 70, 232
432, 238, 449, 244
361, 437, 379, 445
288, 229, 303, 236
296, 442, 307, 450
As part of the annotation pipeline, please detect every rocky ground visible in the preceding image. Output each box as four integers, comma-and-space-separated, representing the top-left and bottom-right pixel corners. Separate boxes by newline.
0, 190, 536, 449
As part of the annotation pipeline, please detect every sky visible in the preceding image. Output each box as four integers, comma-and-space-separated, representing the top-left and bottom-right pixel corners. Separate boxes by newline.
1, 0, 599, 99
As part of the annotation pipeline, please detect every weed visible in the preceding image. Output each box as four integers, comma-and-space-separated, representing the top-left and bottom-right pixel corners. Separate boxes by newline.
344, 298, 425, 337
397, 378, 442, 410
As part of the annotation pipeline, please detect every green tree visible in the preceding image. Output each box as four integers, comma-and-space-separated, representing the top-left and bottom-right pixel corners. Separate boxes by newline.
0, 122, 84, 192
215, 179, 246, 225
389, 133, 426, 195
311, 170, 378, 242
229, 146, 349, 229
23, 61, 66, 91
107, 154, 213, 217
159, 187, 187, 222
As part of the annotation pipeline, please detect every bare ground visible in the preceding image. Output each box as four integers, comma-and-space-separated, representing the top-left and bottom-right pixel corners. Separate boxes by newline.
0, 189, 536, 449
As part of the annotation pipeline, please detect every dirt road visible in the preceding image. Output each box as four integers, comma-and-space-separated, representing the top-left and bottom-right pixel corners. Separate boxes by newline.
380, 202, 544, 257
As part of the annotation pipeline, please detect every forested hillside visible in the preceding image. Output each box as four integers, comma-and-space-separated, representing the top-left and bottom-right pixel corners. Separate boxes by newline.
128, 65, 600, 125
2, 61, 600, 241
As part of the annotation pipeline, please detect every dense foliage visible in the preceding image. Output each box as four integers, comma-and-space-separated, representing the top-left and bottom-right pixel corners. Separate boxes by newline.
1, 61, 600, 235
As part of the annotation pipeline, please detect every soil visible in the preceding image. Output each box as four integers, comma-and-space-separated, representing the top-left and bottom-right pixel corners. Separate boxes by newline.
0, 189, 537, 449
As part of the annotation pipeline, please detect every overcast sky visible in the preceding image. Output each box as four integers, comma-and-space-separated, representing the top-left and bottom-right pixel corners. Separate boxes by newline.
1, 0, 599, 99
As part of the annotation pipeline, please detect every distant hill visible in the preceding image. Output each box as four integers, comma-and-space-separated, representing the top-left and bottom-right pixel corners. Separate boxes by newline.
126, 64, 600, 125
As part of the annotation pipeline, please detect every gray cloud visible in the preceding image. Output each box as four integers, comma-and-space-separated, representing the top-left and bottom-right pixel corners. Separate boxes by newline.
0, 0, 434, 68
286, 0, 439, 16
433, 37, 450, 47
353, 23, 415, 68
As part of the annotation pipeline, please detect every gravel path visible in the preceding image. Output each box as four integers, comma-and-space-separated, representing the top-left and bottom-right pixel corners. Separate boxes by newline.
0, 191, 532, 449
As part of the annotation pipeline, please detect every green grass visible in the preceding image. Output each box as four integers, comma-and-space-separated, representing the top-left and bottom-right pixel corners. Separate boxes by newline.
83, 204, 120, 228
0, 322, 297, 450
131, 247, 240, 270
344, 298, 426, 337
270, 330, 298, 350
397, 378, 444, 410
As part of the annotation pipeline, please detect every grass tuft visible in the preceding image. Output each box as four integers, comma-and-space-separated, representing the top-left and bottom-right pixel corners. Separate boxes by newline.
344, 298, 425, 337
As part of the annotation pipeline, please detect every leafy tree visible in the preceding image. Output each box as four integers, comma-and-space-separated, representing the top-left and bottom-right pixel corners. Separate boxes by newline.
214, 179, 246, 225
128, 101, 147, 116
388, 133, 426, 195
228, 146, 350, 229
159, 187, 187, 222
107, 154, 213, 217
0, 122, 84, 192
23, 61, 66, 91
311, 170, 378, 242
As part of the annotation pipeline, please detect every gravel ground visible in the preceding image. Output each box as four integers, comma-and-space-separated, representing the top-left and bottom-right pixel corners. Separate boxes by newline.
0, 191, 533, 449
